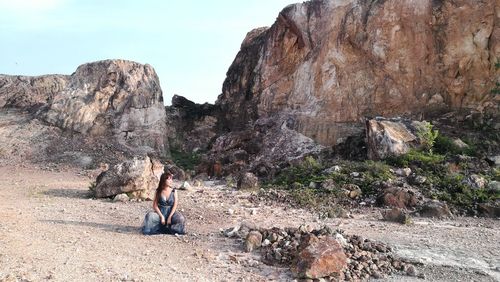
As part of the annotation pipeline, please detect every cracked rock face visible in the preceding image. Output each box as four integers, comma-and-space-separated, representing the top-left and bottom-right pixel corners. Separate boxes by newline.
218, 0, 500, 147
0, 60, 167, 155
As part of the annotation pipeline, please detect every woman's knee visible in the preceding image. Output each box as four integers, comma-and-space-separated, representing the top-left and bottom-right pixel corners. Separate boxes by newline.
173, 212, 185, 224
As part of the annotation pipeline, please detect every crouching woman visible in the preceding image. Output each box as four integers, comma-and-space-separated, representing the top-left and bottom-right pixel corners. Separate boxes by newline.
142, 172, 186, 235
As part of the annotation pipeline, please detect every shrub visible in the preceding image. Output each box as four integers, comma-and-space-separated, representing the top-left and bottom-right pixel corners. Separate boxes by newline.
386, 149, 445, 170
492, 59, 500, 95
170, 148, 202, 171
433, 134, 477, 156
416, 121, 439, 153
272, 156, 326, 187
433, 174, 497, 214
88, 181, 96, 192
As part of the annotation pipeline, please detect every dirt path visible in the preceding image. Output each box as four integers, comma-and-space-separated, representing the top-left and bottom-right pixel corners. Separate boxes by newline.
0, 164, 499, 282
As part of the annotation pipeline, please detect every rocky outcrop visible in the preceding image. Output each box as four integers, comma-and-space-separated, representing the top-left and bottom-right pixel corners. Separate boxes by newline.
217, 0, 500, 148
165, 95, 218, 153
0, 60, 167, 155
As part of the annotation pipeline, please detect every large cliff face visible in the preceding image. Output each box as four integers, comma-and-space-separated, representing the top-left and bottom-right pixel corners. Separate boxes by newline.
218, 0, 500, 147
0, 60, 167, 155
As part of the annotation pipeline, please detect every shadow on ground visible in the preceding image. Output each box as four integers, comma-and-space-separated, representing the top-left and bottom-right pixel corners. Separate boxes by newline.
40, 219, 139, 234
42, 188, 91, 199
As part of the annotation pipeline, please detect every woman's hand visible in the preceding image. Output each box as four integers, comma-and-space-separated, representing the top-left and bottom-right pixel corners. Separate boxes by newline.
167, 216, 172, 225
160, 216, 166, 225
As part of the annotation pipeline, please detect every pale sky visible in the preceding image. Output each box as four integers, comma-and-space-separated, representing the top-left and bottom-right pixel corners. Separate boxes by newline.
0, 0, 297, 104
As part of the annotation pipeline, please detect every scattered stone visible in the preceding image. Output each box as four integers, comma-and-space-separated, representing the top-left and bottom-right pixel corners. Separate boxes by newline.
230, 225, 413, 280
452, 138, 469, 149
309, 182, 318, 189
405, 264, 417, 276
323, 165, 341, 174
342, 184, 362, 199
465, 174, 486, 189
178, 181, 193, 191
237, 172, 259, 190
395, 168, 412, 177
320, 179, 336, 191
382, 208, 411, 224
113, 193, 129, 202
245, 230, 263, 252
486, 155, 500, 167
411, 175, 427, 185
487, 181, 500, 193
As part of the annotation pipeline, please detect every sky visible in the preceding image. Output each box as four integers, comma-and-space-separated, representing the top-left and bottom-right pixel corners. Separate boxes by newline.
0, 0, 297, 104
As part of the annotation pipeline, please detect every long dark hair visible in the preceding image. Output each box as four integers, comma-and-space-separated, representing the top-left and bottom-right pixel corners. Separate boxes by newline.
155, 171, 173, 201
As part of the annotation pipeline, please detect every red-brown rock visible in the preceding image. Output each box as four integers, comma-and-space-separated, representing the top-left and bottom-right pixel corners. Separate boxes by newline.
292, 235, 347, 279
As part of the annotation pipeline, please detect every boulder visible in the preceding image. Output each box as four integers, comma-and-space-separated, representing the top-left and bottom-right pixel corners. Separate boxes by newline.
382, 208, 411, 224
292, 235, 347, 279
93, 156, 162, 199
465, 174, 487, 189
245, 230, 263, 252
478, 203, 500, 218
366, 118, 425, 160
237, 172, 259, 190
418, 200, 452, 218
377, 187, 419, 209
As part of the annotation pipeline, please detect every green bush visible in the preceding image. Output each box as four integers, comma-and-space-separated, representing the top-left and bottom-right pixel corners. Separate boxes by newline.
272, 156, 326, 187
170, 148, 202, 171
342, 161, 393, 195
433, 174, 497, 213
289, 188, 318, 207
386, 149, 445, 170
433, 134, 477, 156
416, 121, 439, 153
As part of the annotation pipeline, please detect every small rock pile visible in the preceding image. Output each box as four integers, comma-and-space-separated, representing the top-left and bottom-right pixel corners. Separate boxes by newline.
224, 224, 418, 280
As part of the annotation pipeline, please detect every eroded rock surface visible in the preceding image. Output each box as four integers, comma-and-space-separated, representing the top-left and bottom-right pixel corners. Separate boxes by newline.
217, 0, 499, 149
0, 60, 167, 156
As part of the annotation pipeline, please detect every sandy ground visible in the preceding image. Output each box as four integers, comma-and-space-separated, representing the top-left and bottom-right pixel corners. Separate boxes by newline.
0, 164, 499, 282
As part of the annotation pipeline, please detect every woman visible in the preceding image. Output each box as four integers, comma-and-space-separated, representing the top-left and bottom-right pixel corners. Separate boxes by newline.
142, 172, 186, 235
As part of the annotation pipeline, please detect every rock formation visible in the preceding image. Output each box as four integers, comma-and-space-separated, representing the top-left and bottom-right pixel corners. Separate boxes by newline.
217, 0, 499, 148
0, 60, 167, 156
165, 94, 218, 153
93, 155, 163, 199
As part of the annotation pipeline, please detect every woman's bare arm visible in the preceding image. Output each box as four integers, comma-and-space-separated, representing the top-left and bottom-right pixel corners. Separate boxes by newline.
167, 190, 178, 224
153, 193, 165, 223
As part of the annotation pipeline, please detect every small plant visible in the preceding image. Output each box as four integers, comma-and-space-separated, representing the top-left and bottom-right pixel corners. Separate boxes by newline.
492, 59, 500, 95
416, 121, 439, 153
88, 181, 96, 192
